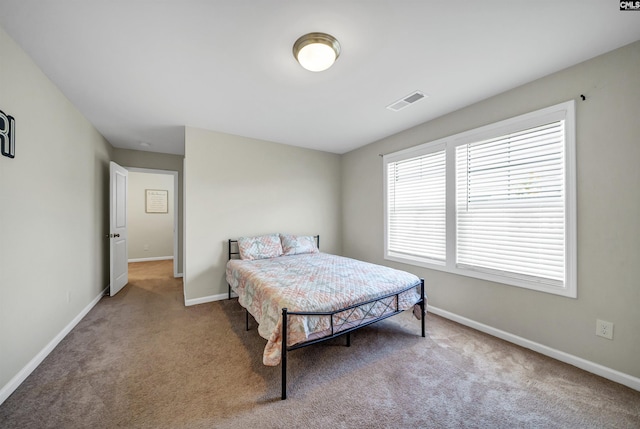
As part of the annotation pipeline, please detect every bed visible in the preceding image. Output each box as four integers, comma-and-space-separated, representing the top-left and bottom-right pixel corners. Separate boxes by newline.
225, 233, 426, 399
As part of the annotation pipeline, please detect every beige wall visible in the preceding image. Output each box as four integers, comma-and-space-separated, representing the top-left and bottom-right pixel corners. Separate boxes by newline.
127, 172, 175, 260
342, 41, 640, 378
112, 148, 184, 274
184, 127, 342, 302
0, 26, 113, 393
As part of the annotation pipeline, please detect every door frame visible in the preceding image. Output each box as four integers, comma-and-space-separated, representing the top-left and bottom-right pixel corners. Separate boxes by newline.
126, 167, 180, 278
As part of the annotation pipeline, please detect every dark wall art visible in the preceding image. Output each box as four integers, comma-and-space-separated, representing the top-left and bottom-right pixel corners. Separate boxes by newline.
0, 109, 16, 158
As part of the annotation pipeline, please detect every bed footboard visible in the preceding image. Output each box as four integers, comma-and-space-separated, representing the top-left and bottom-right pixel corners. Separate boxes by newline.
280, 279, 425, 400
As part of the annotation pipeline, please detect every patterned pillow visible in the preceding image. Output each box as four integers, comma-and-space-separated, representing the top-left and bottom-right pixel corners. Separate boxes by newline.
237, 234, 283, 260
280, 234, 319, 256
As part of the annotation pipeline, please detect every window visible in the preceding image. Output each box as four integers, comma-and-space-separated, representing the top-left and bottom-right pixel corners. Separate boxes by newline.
384, 101, 576, 297
386, 144, 446, 265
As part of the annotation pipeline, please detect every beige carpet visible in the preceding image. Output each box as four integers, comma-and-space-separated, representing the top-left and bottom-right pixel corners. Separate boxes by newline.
1, 260, 639, 428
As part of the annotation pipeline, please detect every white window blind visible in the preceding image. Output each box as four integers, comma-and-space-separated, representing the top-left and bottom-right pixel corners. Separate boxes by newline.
383, 100, 575, 297
455, 121, 566, 286
387, 148, 446, 264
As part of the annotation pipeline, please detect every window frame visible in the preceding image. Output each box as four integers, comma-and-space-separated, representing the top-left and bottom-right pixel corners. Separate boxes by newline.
383, 100, 577, 298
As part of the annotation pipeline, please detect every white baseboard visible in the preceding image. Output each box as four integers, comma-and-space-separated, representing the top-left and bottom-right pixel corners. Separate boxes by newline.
128, 256, 173, 263
0, 285, 109, 405
427, 305, 640, 392
184, 291, 237, 306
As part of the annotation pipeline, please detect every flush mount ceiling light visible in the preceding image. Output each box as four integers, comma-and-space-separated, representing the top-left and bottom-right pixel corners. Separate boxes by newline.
293, 32, 341, 72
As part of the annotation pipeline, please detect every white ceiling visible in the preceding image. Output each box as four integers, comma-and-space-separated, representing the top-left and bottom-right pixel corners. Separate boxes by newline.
1, 1, 639, 155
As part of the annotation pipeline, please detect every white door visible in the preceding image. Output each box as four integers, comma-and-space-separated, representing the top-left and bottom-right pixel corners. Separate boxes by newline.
110, 161, 128, 296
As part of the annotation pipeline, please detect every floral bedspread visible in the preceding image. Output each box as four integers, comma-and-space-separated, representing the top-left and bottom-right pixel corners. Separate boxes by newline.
226, 253, 422, 366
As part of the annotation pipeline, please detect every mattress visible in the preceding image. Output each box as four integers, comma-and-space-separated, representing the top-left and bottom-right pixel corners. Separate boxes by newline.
226, 252, 422, 366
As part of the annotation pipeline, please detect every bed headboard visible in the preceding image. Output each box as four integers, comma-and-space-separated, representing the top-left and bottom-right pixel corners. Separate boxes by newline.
228, 235, 320, 260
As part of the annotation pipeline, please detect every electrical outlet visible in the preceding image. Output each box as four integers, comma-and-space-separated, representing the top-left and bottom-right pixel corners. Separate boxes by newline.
596, 319, 614, 340
144, 244, 149, 251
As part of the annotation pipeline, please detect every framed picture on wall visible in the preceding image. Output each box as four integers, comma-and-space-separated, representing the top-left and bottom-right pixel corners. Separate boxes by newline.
145, 189, 168, 213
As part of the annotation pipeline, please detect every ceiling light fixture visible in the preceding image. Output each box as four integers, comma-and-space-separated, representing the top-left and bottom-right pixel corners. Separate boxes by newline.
293, 32, 341, 72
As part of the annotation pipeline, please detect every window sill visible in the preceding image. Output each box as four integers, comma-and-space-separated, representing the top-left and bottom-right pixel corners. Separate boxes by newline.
385, 254, 576, 298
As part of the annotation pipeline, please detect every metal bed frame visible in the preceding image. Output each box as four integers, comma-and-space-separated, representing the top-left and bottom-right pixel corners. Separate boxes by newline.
227, 236, 426, 400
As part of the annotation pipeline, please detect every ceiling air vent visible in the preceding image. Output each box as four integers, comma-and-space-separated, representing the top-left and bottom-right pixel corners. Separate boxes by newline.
386, 90, 427, 112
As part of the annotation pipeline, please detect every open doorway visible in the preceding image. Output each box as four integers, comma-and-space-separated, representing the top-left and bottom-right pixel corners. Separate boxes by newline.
126, 167, 179, 278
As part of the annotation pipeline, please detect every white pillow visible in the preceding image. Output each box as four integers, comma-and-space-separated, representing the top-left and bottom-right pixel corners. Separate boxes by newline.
237, 234, 283, 260
280, 234, 319, 256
